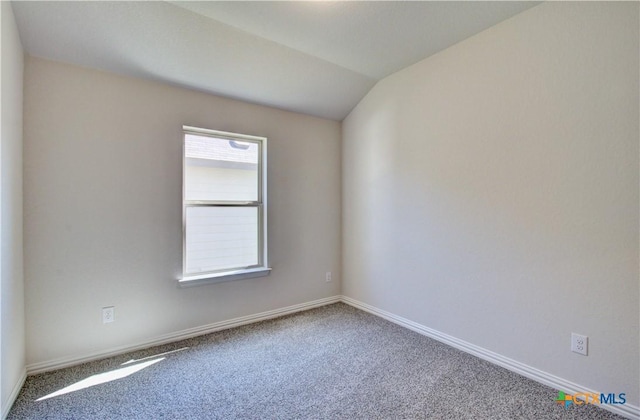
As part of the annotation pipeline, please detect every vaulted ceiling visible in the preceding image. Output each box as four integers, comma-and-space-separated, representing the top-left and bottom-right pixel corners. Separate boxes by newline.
12, 1, 539, 121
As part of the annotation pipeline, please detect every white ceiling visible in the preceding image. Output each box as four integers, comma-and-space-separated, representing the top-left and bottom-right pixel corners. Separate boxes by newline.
12, 1, 539, 121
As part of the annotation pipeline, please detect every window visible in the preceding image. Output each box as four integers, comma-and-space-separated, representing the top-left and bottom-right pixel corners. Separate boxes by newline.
180, 126, 270, 285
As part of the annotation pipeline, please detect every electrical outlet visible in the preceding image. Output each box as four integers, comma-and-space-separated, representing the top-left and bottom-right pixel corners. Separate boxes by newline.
325, 271, 332, 282
571, 333, 588, 356
102, 306, 115, 324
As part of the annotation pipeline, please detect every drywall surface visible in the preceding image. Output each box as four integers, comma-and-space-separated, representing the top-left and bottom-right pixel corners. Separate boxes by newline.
23, 57, 341, 365
1, 0, 25, 412
343, 2, 639, 405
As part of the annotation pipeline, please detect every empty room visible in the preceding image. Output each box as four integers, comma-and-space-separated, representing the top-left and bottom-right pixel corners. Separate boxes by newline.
1, 1, 638, 419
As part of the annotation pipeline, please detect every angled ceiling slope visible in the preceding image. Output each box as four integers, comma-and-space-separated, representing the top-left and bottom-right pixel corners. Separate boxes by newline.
12, 1, 539, 121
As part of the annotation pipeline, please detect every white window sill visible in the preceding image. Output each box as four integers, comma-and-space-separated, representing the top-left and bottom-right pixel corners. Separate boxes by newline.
178, 267, 271, 288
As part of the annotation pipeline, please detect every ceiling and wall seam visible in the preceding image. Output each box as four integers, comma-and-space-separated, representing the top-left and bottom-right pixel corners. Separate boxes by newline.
11, 1, 540, 120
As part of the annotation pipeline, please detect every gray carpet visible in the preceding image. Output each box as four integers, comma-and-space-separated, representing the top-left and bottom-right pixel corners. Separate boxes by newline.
8, 303, 622, 419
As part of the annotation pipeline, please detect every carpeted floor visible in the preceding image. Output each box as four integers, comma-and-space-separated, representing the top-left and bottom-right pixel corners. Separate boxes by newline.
8, 303, 623, 419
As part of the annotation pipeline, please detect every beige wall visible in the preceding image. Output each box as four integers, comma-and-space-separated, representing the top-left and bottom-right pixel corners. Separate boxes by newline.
23, 57, 341, 366
343, 2, 639, 406
1, 1, 26, 415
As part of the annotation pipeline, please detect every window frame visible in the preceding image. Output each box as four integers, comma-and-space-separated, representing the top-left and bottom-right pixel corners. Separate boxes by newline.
179, 125, 270, 286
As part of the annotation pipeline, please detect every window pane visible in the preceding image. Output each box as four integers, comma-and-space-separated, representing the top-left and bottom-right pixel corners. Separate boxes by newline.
185, 206, 259, 274
185, 134, 259, 202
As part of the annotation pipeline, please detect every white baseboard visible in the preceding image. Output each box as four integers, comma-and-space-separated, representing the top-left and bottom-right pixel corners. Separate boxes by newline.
26, 295, 341, 375
2, 368, 26, 420
340, 295, 640, 420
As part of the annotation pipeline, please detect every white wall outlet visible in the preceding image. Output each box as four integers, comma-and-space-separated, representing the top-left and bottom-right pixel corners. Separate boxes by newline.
325, 271, 332, 282
102, 306, 115, 324
571, 333, 588, 355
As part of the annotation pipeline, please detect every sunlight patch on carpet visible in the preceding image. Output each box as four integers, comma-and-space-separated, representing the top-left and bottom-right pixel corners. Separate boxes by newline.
36, 358, 165, 401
